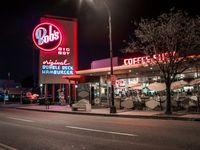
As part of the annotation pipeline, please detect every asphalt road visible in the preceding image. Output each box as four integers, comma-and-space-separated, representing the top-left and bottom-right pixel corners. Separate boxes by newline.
0, 108, 199, 150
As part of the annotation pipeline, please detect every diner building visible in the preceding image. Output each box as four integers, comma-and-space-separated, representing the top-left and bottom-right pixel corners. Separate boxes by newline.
75, 54, 200, 110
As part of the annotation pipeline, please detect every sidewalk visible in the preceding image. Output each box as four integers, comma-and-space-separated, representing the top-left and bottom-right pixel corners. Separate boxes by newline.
14, 104, 200, 121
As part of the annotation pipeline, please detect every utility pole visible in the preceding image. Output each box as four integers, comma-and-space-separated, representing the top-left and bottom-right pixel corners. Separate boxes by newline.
104, 1, 116, 113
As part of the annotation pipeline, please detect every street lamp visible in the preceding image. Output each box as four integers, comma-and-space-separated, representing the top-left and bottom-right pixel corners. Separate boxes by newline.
81, 0, 116, 113
103, 1, 116, 113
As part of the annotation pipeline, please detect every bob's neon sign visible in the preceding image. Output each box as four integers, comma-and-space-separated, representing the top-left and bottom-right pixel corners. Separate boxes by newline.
124, 52, 175, 66
32, 23, 62, 51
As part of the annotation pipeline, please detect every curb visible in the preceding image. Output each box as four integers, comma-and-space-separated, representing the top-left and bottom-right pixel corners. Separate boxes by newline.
16, 107, 200, 122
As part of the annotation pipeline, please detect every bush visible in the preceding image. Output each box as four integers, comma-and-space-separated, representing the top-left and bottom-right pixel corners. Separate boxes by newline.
133, 101, 145, 110
31, 99, 38, 104
22, 98, 31, 104
38, 97, 46, 105
38, 97, 54, 105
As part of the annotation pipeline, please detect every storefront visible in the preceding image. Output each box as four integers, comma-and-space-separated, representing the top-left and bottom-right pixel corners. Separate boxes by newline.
76, 54, 200, 109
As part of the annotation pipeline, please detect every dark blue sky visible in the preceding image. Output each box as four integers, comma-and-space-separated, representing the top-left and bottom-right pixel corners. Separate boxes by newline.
0, 0, 199, 82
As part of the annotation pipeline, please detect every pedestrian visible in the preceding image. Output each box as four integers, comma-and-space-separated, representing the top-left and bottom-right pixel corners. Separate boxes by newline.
45, 100, 50, 109
4, 89, 9, 104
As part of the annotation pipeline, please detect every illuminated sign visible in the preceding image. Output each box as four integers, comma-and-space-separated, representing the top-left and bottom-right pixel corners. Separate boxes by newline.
37, 16, 78, 84
42, 59, 70, 66
115, 80, 125, 86
41, 59, 73, 75
124, 52, 175, 66
32, 22, 62, 51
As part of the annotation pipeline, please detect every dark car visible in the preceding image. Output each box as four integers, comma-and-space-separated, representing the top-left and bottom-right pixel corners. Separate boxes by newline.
0, 91, 4, 101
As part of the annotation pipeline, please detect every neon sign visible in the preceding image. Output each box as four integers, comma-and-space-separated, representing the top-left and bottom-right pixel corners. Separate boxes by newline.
42, 59, 73, 75
38, 16, 77, 84
124, 52, 175, 66
42, 59, 70, 66
32, 22, 62, 51
58, 47, 71, 55
115, 80, 125, 86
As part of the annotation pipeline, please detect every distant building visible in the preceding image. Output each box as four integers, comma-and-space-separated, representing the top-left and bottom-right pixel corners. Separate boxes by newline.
0, 79, 16, 88
0, 79, 22, 94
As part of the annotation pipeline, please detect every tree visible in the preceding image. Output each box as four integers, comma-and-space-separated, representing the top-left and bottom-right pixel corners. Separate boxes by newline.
123, 9, 200, 114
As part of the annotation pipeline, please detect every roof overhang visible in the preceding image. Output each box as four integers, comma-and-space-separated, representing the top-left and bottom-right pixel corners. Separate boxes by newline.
76, 54, 200, 76
76, 64, 145, 75
62, 75, 81, 79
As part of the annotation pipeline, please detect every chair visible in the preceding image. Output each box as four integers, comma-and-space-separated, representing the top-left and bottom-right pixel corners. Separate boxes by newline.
72, 99, 91, 112
145, 99, 160, 110
121, 97, 133, 109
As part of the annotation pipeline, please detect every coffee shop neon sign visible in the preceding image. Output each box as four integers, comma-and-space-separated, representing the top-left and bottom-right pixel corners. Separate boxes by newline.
124, 52, 175, 66
32, 22, 62, 51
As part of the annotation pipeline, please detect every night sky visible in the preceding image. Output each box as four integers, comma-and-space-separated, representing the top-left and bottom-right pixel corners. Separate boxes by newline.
0, 0, 199, 83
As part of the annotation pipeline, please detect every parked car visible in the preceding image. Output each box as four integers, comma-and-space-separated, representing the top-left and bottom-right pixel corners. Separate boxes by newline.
0, 91, 4, 101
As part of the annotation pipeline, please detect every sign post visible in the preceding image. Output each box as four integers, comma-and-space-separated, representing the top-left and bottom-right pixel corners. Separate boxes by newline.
32, 16, 78, 106
111, 75, 116, 85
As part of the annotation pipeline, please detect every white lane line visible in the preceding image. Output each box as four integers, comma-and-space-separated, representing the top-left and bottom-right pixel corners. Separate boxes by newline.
65, 126, 138, 137
0, 142, 18, 150
7, 117, 34, 123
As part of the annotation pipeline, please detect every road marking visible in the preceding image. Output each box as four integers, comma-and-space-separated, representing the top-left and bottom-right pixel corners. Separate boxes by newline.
7, 117, 34, 123
65, 126, 138, 137
0, 143, 17, 150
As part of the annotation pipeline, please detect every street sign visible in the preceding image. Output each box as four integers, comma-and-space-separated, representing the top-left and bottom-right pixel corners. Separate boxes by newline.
111, 75, 116, 85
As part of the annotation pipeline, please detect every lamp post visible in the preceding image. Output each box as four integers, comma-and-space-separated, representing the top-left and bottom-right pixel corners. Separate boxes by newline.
81, 0, 116, 113
103, 1, 116, 113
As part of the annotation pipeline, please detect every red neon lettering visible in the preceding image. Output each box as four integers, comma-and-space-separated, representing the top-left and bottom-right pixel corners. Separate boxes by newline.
116, 80, 125, 85
153, 54, 158, 60
153, 54, 163, 62
158, 54, 162, 62
146, 56, 151, 63
124, 52, 176, 65
137, 57, 142, 64
124, 59, 132, 65
141, 57, 146, 64
133, 58, 138, 65
162, 53, 165, 61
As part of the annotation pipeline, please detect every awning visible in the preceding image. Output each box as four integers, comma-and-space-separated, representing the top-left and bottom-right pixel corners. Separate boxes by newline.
62, 75, 81, 79
148, 82, 166, 91
189, 78, 200, 85
171, 80, 188, 90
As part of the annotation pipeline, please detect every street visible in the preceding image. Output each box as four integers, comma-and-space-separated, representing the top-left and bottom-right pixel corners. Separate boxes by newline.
0, 108, 199, 150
